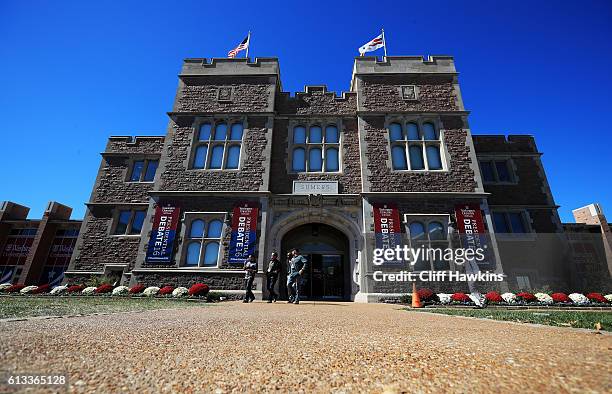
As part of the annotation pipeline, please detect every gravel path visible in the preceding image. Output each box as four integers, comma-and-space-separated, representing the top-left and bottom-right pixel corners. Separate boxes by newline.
0, 301, 610, 393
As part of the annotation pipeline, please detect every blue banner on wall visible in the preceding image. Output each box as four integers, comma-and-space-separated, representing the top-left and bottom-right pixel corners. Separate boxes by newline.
145, 204, 180, 264
228, 202, 259, 265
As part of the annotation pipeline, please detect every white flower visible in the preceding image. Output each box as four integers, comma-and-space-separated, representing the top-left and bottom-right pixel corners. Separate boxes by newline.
437, 293, 452, 304
605, 294, 612, 302
0, 283, 12, 291
112, 286, 129, 296
501, 292, 516, 303
50, 285, 68, 295
569, 293, 589, 305
143, 286, 160, 296
82, 286, 97, 295
172, 287, 189, 298
20, 285, 38, 294
535, 292, 553, 304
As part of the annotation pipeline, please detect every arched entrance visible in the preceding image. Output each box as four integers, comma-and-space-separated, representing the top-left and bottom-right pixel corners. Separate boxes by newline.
280, 223, 350, 301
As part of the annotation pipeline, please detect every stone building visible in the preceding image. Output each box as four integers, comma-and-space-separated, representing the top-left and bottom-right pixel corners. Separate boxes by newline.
0, 201, 81, 285
64, 56, 591, 300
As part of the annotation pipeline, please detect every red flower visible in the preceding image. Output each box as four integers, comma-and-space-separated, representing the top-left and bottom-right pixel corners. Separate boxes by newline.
551, 292, 570, 303
159, 286, 174, 295
67, 285, 85, 293
416, 288, 434, 301
5, 284, 26, 293
188, 283, 210, 297
32, 284, 51, 294
451, 292, 470, 302
516, 292, 536, 302
95, 284, 113, 294
586, 292, 607, 303
129, 284, 146, 294
485, 291, 502, 303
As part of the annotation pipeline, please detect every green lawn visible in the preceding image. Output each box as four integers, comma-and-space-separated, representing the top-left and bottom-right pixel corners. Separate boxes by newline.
0, 297, 207, 319
409, 308, 612, 331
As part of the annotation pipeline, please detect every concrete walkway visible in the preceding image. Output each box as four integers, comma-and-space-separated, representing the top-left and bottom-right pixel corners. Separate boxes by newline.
0, 301, 610, 393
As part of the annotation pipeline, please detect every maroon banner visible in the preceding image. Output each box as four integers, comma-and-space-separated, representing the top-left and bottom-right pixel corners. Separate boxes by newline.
373, 203, 402, 264
146, 204, 180, 264
455, 203, 494, 268
228, 202, 259, 264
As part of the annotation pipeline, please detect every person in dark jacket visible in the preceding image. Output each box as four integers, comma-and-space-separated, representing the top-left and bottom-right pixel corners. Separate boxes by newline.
243, 254, 257, 303
266, 252, 281, 303
287, 248, 307, 304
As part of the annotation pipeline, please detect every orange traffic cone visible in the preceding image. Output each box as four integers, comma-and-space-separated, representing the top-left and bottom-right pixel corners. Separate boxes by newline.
411, 282, 422, 308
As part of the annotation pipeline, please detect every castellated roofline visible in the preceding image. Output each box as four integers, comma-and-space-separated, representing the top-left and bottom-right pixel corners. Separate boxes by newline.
180, 57, 280, 77
350, 55, 457, 91
279, 85, 356, 101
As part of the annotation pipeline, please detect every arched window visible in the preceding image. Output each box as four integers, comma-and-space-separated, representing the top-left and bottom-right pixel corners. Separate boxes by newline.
214, 122, 227, 140
407, 123, 420, 140
388, 121, 444, 171
190, 220, 205, 238
309, 126, 323, 143
426, 146, 442, 170
193, 146, 208, 169
203, 242, 219, 266
409, 145, 425, 170
207, 220, 223, 238
293, 126, 306, 143
325, 125, 339, 143
192, 121, 244, 170
230, 123, 243, 140
209, 145, 224, 169
409, 222, 426, 241
422, 123, 437, 140
391, 146, 408, 170
308, 148, 323, 171
389, 123, 403, 141
226, 145, 241, 169
186, 242, 201, 266
199, 123, 212, 141
292, 123, 340, 172
325, 148, 339, 172
183, 215, 224, 268
292, 148, 306, 171
428, 221, 445, 240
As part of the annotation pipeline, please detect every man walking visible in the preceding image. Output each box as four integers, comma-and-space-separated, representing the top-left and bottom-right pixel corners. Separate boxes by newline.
266, 252, 281, 303
243, 254, 257, 303
287, 248, 307, 304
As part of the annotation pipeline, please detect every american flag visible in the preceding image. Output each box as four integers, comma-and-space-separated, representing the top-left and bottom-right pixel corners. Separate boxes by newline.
228, 35, 250, 58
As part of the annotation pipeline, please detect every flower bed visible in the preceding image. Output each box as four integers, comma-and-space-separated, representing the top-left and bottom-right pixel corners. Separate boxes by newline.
188, 283, 210, 297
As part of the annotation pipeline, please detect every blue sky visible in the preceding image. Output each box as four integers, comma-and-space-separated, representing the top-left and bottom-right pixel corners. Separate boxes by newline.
1, 0, 611, 222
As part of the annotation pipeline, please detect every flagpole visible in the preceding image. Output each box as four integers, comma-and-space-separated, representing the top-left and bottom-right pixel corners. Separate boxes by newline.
245, 31, 251, 59
381, 28, 387, 58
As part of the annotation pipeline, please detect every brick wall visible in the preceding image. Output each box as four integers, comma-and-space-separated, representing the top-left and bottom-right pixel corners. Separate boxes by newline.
131, 271, 247, 290
70, 207, 142, 272
175, 76, 274, 113
363, 116, 477, 192
158, 117, 268, 191
275, 87, 356, 115
359, 75, 459, 112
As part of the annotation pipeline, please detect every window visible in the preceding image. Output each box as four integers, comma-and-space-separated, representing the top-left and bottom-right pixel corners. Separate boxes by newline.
516, 275, 531, 290
291, 124, 340, 172
492, 211, 529, 234
406, 216, 450, 271
129, 159, 159, 182
479, 160, 514, 183
388, 121, 444, 171
192, 121, 243, 170
114, 210, 147, 235
183, 216, 224, 267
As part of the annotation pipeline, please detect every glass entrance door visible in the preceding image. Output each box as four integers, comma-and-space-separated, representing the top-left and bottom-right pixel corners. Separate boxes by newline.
303, 254, 344, 300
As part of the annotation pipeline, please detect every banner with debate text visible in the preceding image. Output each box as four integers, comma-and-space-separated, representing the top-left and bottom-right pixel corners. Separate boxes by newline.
228, 202, 259, 265
145, 204, 180, 264
373, 203, 403, 265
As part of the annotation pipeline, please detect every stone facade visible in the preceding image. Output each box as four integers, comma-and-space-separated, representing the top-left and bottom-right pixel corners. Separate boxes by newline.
64, 55, 592, 300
